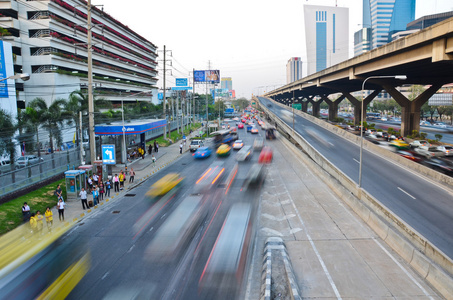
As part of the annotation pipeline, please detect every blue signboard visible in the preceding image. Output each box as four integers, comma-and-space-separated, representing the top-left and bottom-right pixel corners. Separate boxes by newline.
102, 145, 116, 165
176, 78, 188, 86
225, 108, 234, 113
158, 92, 163, 100
0, 41, 8, 97
95, 119, 167, 135
194, 70, 206, 82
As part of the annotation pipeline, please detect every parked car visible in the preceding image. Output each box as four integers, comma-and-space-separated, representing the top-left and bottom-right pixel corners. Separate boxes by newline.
15, 155, 43, 169
409, 140, 431, 148
414, 146, 444, 159
0, 157, 12, 174
436, 145, 453, 156
189, 140, 204, 152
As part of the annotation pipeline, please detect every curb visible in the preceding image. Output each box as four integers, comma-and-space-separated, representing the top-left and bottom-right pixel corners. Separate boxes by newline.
260, 237, 301, 300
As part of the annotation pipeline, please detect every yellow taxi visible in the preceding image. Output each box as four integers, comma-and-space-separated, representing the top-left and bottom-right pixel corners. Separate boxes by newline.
146, 173, 184, 198
216, 144, 231, 157
389, 139, 409, 150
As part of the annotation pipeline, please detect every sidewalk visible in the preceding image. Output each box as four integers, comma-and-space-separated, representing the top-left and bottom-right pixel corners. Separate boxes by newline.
52, 132, 200, 228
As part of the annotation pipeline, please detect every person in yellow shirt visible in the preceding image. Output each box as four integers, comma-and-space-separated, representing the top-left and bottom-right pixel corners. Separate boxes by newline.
36, 210, 44, 233
45, 207, 53, 231
119, 171, 125, 190
29, 213, 37, 233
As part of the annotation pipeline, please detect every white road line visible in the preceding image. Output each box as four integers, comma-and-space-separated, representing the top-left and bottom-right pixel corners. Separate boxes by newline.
353, 158, 360, 163
273, 170, 342, 300
373, 239, 434, 300
397, 187, 416, 199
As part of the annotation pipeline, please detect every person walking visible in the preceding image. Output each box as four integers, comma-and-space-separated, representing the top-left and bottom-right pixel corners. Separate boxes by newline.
79, 187, 89, 209
99, 182, 105, 201
57, 198, 65, 221
152, 154, 156, 167
129, 168, 135, 183
113, 174, 119, 192
45, 207, 53, 231
180, 143, 183, 154
22, 202, 31, 223
105, 178, 111, 197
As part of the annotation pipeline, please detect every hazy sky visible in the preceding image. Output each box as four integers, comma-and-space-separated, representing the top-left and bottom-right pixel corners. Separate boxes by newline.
90, 0, 453, 99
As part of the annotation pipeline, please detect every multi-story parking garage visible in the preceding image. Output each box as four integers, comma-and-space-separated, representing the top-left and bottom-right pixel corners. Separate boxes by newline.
0, 0, 158, 108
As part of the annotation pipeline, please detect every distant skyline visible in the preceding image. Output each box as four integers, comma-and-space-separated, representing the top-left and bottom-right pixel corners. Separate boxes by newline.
91, 0, 453, 99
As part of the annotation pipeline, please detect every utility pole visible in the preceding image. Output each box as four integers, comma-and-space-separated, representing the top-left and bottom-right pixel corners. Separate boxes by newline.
87, 0, 96, 164
192, 68, 195, 123
80, 111, 84, 164
159, 45, 172, 140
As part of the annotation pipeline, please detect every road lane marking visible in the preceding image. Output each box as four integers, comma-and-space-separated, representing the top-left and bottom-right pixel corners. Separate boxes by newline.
397, 187, 416, 199
353, 158, 360, 164
373, 239, 434, 299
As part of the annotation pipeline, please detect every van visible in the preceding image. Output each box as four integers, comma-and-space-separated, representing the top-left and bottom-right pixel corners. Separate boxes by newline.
0, 157, 12, 174
189, 140, 204, 152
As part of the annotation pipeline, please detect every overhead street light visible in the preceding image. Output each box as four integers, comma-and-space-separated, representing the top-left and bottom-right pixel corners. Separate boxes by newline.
359, 75, 406, 188
0, 73, 30, 82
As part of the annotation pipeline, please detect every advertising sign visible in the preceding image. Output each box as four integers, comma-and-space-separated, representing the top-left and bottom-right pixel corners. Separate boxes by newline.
194, 70, 220, 83
0, 41, 8, 97
158, 93, 163, 100
102, 145, 116, 165
176, 78, 188, 86
171, 87, 193, 90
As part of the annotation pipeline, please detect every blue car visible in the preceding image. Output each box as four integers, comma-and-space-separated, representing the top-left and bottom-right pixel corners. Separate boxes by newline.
193, 147, 212, 159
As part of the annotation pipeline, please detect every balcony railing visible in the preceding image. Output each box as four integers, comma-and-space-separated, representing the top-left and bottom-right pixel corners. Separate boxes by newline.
30, 11, 50, 20
31, 29, 51, 38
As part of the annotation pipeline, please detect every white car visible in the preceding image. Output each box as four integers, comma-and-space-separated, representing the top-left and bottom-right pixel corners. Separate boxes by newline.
232, 140, 244, 150
437, 145, 453, 156
409, 140, 431, 148
433, 122, 447, 128
189, 140, 204, 152
15, 155, 43, 168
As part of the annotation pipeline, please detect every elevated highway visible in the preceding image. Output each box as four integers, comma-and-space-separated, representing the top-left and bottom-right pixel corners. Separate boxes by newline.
265, 17, 453, 136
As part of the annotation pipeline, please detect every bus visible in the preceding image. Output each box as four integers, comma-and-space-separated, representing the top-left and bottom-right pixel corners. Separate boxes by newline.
211, 129, 234, 148
366, 112, 381, 120
0, 224, 90, 299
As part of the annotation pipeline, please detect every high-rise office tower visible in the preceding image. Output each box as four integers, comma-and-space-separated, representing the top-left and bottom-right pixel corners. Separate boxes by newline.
355, 0, 415, 56
304, 5, 349, 75
221, 77, 233, 91
286, 57, 303, 84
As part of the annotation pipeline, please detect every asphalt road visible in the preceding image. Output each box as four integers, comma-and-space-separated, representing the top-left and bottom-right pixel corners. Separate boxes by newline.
67, 123, 263, 300
258, 96, 453, 259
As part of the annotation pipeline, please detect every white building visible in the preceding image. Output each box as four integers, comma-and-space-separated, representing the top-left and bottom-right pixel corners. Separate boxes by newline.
286, 57, 302, 84
304, 5, 349, 75
0, 0, 158, 108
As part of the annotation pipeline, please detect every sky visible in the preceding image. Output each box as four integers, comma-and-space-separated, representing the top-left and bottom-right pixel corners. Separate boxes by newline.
90, 0, 453, 99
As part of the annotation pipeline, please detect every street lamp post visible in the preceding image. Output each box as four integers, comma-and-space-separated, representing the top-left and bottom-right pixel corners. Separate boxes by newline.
359, 75, 406, 187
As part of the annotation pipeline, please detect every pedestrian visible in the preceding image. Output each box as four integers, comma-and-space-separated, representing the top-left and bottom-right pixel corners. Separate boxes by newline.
57, 198, 65, 221
45, 207, 53, 231
92, 186, 99, 206
36, 210, 44, 233
22, 202, 31, 223
29, 213, 37, 233
113, 174, 119, 192
87, 176, 93, 191
129, 168, 135, 183
156, 141, 159, 153
148, 144, 153, 155
119, 171, 125, 190
93, 173, 99, 186
55, 184, 63, 201
105, 178, 111, 197
154, 140, 157, 153
99, 182, 105, 201
180, 143, 183, 154
152, 154, 156, 167
79, 187, 89, 209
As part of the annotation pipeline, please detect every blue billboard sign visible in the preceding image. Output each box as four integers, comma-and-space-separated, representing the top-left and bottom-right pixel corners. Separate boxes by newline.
102, 144, 116, 165
158, 92, 163, 100
194, 70, 220, 83
171, 87, 193, 90
0, 41, 8, 97
176, 78, 188, 86
225, 108, 234, 113
194, 70, 206, 82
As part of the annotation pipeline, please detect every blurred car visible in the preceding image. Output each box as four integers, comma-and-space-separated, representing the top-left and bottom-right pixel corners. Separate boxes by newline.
389, 140, 409, 150
237, 123, 244, 129
244, 163, 265, 187
420, 120, 432, 126
189, 140, 204, 152
414, 146, 445, 159
409, 140, 431, 148
246, 125, 253, 132
241, 119, 246, 123
365, 134, 380, 144
232, 140, 244, 150
436, 145, 453, 156
146, 173, 184, 198
216, 144, 231, 157
433, 122, 447, 128
251, 127, 259, 134
396, 150, 423, 163
194, 162, 225, 194
15, 155, 43, 169
236, 146, 253, 161
422, 158, 453, 175
193, 147, 212, 159
258, 146, 273, 164
253, 137, 264, 150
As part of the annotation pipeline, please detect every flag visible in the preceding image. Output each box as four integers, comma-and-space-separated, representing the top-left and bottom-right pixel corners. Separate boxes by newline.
73, 132, 76, 144
21, 142, 25, 156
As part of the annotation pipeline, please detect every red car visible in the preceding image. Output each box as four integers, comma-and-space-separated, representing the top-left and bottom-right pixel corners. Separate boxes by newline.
241, 119, 246, 123
238, 123, 244, 129
258, 146, 273, 164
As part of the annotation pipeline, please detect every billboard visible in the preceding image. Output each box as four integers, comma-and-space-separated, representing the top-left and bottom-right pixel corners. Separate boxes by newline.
194, 70, 220, 83
176, 78, 188, 86
0, 41, 8, 97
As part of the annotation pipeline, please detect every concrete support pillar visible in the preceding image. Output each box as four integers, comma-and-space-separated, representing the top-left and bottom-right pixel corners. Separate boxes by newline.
312, 100, 321, 118
323, 95, 345, 121
383, 84, 442, 136
343, 90, 380, 126
301, 101, 308, 112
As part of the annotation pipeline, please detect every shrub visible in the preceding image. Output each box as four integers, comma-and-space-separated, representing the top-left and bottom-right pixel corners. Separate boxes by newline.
420, 132, 428, 139
411, 130, 419, 138
434, 134, 443, 142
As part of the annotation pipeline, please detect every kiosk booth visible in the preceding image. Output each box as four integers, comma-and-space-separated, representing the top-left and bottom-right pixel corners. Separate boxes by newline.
64, 170, 86, 201
93, 160, 108, 182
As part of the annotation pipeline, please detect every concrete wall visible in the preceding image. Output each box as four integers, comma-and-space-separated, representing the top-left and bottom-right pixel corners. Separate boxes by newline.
258, 97, 453, 299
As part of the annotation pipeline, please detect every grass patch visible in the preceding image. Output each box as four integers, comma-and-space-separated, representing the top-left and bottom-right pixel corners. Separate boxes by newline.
0, 178, 66, 235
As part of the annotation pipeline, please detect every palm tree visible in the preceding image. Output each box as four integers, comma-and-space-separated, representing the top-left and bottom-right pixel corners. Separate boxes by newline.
0, 109, 16, 172
18, 106, 42, 157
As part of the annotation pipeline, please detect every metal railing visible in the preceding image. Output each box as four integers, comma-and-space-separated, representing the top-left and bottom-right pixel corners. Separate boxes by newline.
29, 11, 50, 20
31, 29, 51, 38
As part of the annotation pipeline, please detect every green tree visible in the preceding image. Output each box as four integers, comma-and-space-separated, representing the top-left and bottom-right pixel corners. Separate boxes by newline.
0, 109, 16, 172
232, 98, 250, 111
